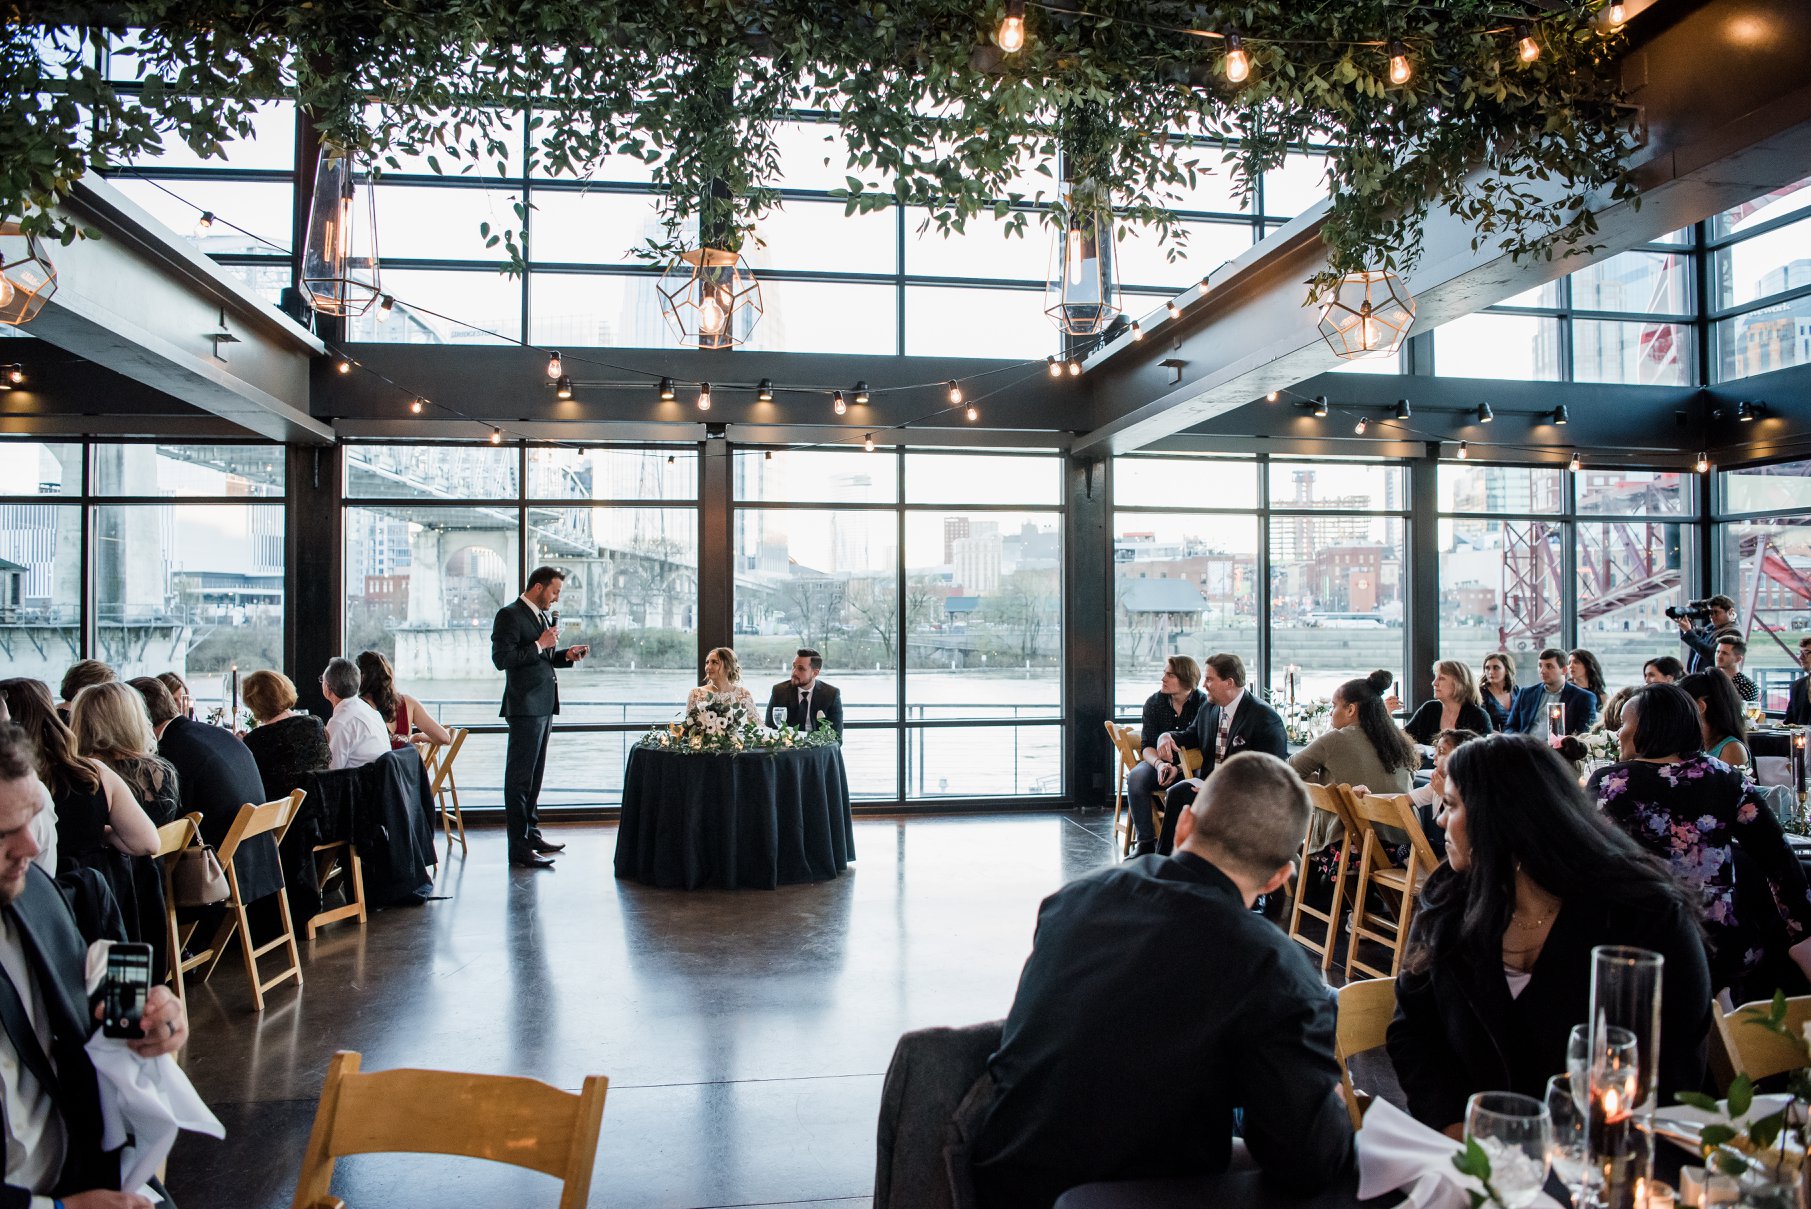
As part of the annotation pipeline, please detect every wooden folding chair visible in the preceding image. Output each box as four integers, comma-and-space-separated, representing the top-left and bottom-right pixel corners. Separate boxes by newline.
1105, 722, 1142, 857
198, 790, 306, 1012
1345, 791, 1441, 980
305, 835, 368, 940
153, 812, 209, 1005
1709, 995, 1811, 1093
428, 727, 470, 855
1286, 783, 1359, 973
291, 1050, 609, 1209
1335, 978, 1397, 1129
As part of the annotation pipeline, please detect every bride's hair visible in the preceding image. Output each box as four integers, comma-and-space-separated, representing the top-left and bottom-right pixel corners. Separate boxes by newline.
707, 646, 742, 685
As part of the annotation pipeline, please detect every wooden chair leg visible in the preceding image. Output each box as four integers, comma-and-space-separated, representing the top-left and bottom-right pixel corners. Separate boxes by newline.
1322, 843, 1351, 974
448, 775, 467, 853
230, 876, 264, 1013
198, 912, 239, 982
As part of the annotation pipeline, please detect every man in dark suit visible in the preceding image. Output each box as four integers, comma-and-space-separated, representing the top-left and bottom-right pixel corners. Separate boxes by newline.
967, 752, 1355, 1209
492, 565, 590, 869
1785, 636, 1811, 725
765, 648, 844, 739
1151, 652, 1287, 855
133, 677, 265, 851
0, 721, 191, 1209
1503, 647, 1597, 736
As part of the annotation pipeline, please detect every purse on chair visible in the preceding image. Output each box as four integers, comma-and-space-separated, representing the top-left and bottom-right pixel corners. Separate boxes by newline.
172, 844, 230, 907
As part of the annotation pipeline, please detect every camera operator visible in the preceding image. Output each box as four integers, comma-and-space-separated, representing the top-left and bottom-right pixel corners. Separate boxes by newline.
1673, 594, 1741, 675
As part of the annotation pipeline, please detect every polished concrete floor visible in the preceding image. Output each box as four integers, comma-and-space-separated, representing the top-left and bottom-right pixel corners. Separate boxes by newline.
165, 810, 1132, 1208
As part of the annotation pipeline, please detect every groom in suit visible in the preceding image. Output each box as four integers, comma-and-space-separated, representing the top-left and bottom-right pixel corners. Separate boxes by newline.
1153, 652, 1288, 856
492, 565, 589, 869
765, 648, 844, 740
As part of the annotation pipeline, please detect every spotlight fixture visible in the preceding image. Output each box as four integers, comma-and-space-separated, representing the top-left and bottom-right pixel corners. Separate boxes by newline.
490, 427, 502, 445
947, 380, 963, 405
864, 433, 876, 452
1394, 399, 1411, 421
1456, 441, 1470, 460
1047, 357, 1063, 378
1223, 31, 1251, 83
1517, 24, 1541, 61
833, 390, 847, 416
1312, 396, 1329, 418
194, 211, 215, 235
1550, 405, 1569, 425
375, 294, 395, 323
756, 379, 775, 403
1737, 400, 1761, 422
1166, 299, 1182, 320
555, 375, 573, 400
1067, 359, 1082, 377
966, 404, 980, 422
410, 397, 424, 414
1695, 451, 1711, 474
1129, 322, 1143, 341
698, 382, 712, 411
1354, 416, 1369, 435
765, 450, 774, 461
1476, 402, 1494, 424
3, 364, 22, 386
658, 377, 676, 402
546, 351, 563, 378
996, 0, 1026, 53
1266, 391, 1280, 403
337, 359, 351, 375
668, 454, 676, 465
1388, 41, 1412, 85
854, 381, 871, 405
1568, 450, 1582, 472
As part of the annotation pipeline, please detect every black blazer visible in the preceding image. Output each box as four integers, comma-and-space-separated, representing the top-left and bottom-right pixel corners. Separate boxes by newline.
1164, 691, 1289, 773
1387, 870, 1711, 1132
1, 866, 121, 1207
969, 852, 1354, 1209
1503, 681, 1597, 736
491, 598, 575, 718
157, 715, 269, 849
1403, 700, 1494, 746
1786, 675, 1811, 726
765, 678, 844, 738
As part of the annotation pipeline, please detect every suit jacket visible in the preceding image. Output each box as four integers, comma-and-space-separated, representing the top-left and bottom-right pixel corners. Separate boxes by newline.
969, 852, 1354, 1209
1786, 675, 1811, 726
491, 598, 575, 718
1, 866, 121, 1207
1163, 690, 1289, 774
1503, 682, 1597, 736
766, 678, 844, 738
157, 715, 269, 850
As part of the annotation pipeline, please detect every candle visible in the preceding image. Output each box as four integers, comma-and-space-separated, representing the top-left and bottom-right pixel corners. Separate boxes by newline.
230, 664, 239, 727
1796, 731, 1806, 798
1548, 702, 1564, 740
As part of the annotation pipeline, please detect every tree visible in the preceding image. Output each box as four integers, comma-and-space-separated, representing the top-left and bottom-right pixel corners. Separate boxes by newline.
779, 574, 847, 656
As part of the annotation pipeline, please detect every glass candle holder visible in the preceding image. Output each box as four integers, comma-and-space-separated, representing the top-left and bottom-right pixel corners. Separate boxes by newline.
1587, 947, 1664, 1209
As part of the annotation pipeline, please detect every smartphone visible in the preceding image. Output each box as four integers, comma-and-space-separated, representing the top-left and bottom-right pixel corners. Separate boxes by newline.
101, 942, 154, 1039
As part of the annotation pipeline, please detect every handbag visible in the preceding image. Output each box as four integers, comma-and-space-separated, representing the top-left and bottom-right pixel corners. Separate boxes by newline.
172, 844, 230, 907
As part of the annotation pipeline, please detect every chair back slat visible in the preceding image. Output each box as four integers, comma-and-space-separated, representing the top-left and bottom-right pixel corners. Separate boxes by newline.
428, 728, 469, 796
1710, 996, 1811, 1091
1335, 978, 1397, 1129
155, 814, 198, 860
1179, 746, 1204, 777
217, 789, 305, 868
1344, 790, 1409, 872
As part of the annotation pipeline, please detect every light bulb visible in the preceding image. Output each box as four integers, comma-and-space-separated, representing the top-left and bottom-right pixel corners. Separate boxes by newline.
834, 391, 847, 416
1130, 322, 1143, 341
546, 351, 563, 378
658, 377, 676, 402
1695, 451, 1710, 474
997, 0, 1026, 52
1608, 2, 1625, 24
947, 380, 963, 405
1266, 391, 1279, 402
1518, 26, 1540, 61
966, 404, 979, 422
1312, 396, 1329, 418
757, 379, 775, 403
1224, 33, 1250, 83
1388, 42, 1411, 85
864, 433, 876, 452
0, 277, 13, 309
1067, 359, 1082, 377
337, 359, 351, 375
1355, 416, 1368, 435
1457, 441, 1469, 460
194, 211, 215, 237
698, 383, 712, 411
1569, 451, 1582, 472
699, 291, 728, 336
1047, 358, 1063, 379
854, 381, 871, 405
375, 294, 394, 323
490, 428, 502, 444
6, 366, 20, 385
410, 398, 423, 414
556, 375, 573, 400
1167, 299, 1182, 319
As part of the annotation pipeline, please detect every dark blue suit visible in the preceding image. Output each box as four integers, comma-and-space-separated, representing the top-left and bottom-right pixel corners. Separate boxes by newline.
1503, 681, 1597, 736
1157, 692, 1289, 853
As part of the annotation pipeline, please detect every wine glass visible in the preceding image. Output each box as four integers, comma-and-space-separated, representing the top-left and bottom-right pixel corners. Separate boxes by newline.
1545, 1074, 1589, 1194
1465, 1091, 1553, 1209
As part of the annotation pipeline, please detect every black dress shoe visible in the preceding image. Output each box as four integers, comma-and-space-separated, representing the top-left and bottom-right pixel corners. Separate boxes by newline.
1130, 839, 1158, 857
509, 849, 556, 869
531, 838, 566, 854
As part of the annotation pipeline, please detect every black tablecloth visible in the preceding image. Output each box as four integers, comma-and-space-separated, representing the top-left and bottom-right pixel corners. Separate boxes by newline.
614, 745, 855, 890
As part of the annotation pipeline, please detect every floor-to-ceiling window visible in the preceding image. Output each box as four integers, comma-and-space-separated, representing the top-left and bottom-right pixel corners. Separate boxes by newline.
1718, 458, 1811, 709
1710, 175, 1811, 382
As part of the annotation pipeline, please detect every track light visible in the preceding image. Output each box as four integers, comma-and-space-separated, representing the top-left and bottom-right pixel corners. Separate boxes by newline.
1394, 399, 1411, 421
996, 0, 1026, 53
864, 433, 876, 452
966, 404, 979, 422
1312, 396, 1329, 418
1517, 24, 1540, 61
1223, 32, 1250, 83
1129, 322, 1143, 341
1047, 357, 1063, 378
756, 379, 775, 403
697, 382, 712, 411
1456, 441, 1469, 460
1550, 405, 1569, 425
490, 427, 502, 445
1569, 451, 1582, 472
337, 359, 351, 374
658, 377, 676, 402
1695, 451, 1710, 474
1476, 402, 1494, 424
555, 375, 573, 400
546, 351, 563, 378
947, 380, 963, 405
3, 364, 22, 386
854, 381, 871, 405
1737, 400, 1760, 422
1067, 359, 1082, 377
1354, 416, 1369, 435
833, 390, 847, 416
1388, 41, 1412, 85
410, 397, 424, 414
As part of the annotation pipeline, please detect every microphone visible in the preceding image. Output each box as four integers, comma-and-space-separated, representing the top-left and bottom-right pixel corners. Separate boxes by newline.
549, 610, 560, 630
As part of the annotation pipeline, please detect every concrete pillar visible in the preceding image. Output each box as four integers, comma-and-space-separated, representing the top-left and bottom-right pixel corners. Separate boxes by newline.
407, 525, 446, 628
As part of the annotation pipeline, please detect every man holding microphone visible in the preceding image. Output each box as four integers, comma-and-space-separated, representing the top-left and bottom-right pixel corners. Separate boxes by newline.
491, 566, 589, 869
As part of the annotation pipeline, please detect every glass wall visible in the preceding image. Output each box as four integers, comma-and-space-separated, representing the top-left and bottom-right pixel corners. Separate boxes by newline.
0, 441, 285, 711
342, 443, 698, 808
1711, 175, 1811, 382
734, 448, 1063, 801
1718, 457, 1811, 710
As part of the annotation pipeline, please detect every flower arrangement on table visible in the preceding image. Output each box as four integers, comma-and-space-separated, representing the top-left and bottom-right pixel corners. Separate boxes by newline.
205, 705, 256, 732
639, 693, 839, 754
1265, 693, 1333, 748
1554, 728, 1621, 774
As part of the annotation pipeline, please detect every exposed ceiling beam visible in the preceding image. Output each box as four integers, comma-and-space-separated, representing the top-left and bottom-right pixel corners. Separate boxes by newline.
16, 175, 334, 444
1074, 0, 1811, 455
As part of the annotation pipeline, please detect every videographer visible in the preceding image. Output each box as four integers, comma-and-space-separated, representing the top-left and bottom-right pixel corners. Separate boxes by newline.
1672, 593, 1741, 675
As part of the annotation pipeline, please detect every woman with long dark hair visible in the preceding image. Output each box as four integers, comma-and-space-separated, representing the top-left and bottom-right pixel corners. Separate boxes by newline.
1679, 669, 1751, 769
356, 650, 452, 749
1388, 732, 1710, 1136
1479, 652, 1517, 731
0, 678, 159, 863
1568, 648, 1610, 711
1290, 670, 1419, 794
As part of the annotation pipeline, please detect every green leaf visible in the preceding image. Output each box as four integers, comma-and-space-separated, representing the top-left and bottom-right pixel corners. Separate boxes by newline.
1728, 1075, 1755, 1119
1675, 1092, 1720, 1112
1699, 1124, 1737, 1148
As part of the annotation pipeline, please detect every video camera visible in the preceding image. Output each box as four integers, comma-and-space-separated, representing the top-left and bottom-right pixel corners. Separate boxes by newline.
1665, 600, 1712, 622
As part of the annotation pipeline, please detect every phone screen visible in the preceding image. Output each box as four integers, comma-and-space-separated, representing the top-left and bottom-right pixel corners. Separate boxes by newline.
101, 943, 154, 1038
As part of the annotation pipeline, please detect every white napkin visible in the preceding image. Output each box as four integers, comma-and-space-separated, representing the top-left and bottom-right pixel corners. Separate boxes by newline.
82, 941, 227, 1197
1357, 1099, 1564, 1209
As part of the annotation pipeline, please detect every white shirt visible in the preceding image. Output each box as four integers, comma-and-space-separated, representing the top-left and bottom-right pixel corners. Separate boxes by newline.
28, 782, 55, 877
0, 911, 65, 1203
327, 697, 391, 771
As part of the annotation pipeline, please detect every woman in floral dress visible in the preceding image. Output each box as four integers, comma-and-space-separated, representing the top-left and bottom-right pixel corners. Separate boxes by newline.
1587, 683, 1811, 998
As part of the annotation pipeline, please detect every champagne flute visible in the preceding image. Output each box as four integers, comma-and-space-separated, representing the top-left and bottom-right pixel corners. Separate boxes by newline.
1465, 1091, 1553, 1209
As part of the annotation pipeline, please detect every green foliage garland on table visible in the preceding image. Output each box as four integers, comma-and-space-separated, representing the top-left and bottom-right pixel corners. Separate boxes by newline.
639, 692, 840, 755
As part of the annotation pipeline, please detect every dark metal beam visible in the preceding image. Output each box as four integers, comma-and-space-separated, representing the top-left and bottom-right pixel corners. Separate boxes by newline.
1074, 0, 1811, 455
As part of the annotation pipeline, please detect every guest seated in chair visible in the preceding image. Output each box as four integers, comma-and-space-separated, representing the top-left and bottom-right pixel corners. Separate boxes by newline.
56, 659, 114, 722
1479, 652, 1517, 732
357, 650, 452, 751
1388, 733, 1710, 1137
968, 752, 1355, 1209
1643, 655, 1685, 685
1715, 635, 1761, 704
240, 669, 331, 802
321, 657, 390, 772
69, 681, 181, 826
1680, 669, 1753, 771
1154, 653, 1287, 854
1400, 660, 1494, 746
131, 676, 267, 855
1123, 656, 1205, 857
1291, 670, 1418, 795
764, 647, 845, 740
1502, 647, 1597, 736
1785, 637, 1811, 725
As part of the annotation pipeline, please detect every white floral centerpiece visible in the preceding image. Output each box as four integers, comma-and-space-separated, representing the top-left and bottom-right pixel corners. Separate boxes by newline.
1265, 691, 1333, 747
640, 692, 839, 755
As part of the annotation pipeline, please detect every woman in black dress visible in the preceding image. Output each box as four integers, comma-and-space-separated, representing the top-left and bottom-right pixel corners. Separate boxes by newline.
1124, 656, 1206, 857
240, 669, 331, 801
1402, 659, 1493, 746
69, 680, 182, 826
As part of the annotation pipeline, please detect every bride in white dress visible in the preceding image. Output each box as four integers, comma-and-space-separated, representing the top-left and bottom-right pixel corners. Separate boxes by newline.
687, 647, 758, 713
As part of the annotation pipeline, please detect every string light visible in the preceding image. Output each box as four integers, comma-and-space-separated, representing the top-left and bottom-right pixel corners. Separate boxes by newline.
1166, 299, 1182, 320
697, 382, 712, 411
966, 403, 979, 422
490, 427, 502, 444
1517, 25, 1541, 61
1266, 391, 1279, 402
194, 211, 215, 236
1129, 322, 1143, 341
1568, 450, 1582, 472
410, 397, 424, 414
1457, 441, 1470, 460
833, 390, 847, 415
947, 380, 963, 404
864, 433, 876, 452
1608, 2, 1625, 25
337, 359, 351, 374
658, 377, 676, 402
1067, 359, 1082, 377
854, 381, 871, 405
555, 375, 573, 400
546, 351, 563, 378
1388, 41, 1412, 85
375, 293, 395, 323
1476, 402, 1494, 424
1223, 32, 1250, 84
756, 379, 775, 402
1047, 357, 1063, 378
1354, 416, 1369, 435
1695, 451, 1710, 474
996, 0, 1026, 53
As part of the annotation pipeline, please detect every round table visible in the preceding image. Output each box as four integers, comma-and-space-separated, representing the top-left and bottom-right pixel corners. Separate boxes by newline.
613, 744, 855, 890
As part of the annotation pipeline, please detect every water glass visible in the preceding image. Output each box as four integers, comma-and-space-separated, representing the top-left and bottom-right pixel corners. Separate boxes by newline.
1546, 1074, 1589, 1192
1465, 1091, 1553, 1209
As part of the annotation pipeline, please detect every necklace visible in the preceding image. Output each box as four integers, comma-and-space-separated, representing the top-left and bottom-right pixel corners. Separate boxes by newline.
1509, 912, 1550, 931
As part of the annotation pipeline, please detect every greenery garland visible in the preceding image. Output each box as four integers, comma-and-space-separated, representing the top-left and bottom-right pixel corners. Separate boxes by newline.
1, 1, 1635, 294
